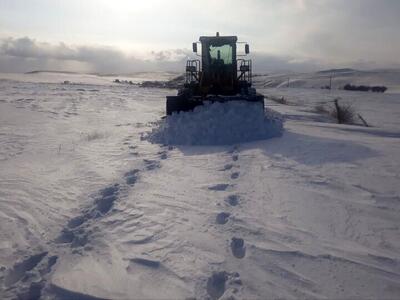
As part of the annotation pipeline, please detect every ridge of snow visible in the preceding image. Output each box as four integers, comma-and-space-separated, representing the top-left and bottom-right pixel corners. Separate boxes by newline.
145, 101, 284, 145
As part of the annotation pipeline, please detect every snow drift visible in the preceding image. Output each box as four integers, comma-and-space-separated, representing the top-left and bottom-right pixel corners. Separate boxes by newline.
145, 101, 284, 145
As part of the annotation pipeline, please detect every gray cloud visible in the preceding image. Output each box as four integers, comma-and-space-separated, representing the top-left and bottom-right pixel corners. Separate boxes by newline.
1, 1, 400, 73
1, 36, 396, 74
252, 53, 323, 73
0, 37, 153, 73
285, 0, 400, 66
150, 49, 189, 62
0, 36, 327, 74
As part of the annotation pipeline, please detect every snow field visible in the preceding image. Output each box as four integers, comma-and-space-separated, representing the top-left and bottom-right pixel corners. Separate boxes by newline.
1, 71, 400, 299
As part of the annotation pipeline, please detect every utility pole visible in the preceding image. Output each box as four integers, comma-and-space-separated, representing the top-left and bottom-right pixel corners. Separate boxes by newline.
329, 72, 335, 92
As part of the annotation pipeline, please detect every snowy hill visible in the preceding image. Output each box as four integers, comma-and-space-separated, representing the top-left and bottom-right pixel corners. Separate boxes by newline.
0, 71, 179, 86
0, 72, 400, 299
253, 68, 400, 93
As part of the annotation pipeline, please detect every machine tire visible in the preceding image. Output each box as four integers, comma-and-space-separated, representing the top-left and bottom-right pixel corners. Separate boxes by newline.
257, 100, 265, 113
166, 96, 182, 115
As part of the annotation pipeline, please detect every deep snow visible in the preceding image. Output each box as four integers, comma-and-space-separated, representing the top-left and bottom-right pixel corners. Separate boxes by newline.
146, 101, 283, 145
0, 71, 400, 299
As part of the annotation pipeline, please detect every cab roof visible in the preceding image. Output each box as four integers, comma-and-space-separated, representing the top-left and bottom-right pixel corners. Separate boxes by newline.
199, 35, 238, 44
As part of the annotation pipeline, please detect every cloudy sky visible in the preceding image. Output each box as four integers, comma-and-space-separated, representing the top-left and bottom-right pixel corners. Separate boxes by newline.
0, 0, 399, 73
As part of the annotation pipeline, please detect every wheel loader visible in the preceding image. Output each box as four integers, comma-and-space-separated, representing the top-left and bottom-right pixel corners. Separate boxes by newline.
166, 33, 264, 115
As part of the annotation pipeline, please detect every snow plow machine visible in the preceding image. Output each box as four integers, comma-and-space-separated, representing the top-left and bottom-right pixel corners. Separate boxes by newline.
166, 33, 264, 115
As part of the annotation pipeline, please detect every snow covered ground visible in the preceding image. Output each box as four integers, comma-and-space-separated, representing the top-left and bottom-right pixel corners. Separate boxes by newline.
0, 72, 400, 299
253, 68, 400, 93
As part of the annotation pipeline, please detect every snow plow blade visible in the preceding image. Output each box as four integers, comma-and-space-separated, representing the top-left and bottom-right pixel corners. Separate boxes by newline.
166, 96, 202, 115
166, 94, 264, 116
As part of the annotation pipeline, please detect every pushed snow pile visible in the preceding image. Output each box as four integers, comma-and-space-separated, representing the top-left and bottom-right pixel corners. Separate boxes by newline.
146, 101, 283, 145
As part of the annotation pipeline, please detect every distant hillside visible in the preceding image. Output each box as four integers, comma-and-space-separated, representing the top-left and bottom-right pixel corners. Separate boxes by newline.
25, 70, 79, 74
253, 69, 400, 93
317, 68, 356, 74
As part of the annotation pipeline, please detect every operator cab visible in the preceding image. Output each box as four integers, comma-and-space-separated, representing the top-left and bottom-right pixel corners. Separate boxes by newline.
188, 32, 251, 96
199, 35, 237, 94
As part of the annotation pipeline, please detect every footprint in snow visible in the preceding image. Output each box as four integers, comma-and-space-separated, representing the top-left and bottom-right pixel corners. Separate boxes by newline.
143, 159, 161, 170
216, 212, 230, 224
232, 154, 239, 161
206, 271, 243, 300
94, 184, 120, 214
230, 172, 240, 180
4, 252, 48, 286
220, 163, 233, 171
46, 255, 58, 273
55, 229, 75, 244
55, 183, 120, 250
206, 271, 227, 300
158, 150, 168, 160
208, 184, 230, 191
67, 215, 86, 229
4, 253, 58, 300
124, 169, 140, 185
231, 237, 246, 259
225, 195, 239, 206
55, 228, 88, 248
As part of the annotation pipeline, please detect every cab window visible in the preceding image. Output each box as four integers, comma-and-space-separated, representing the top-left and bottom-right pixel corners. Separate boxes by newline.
209, 44, 233, 65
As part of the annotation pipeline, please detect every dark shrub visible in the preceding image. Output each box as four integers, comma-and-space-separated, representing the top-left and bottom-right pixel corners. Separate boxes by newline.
344, 84, 387, 93
371, 86, 387, 93
333, 98, 355, 124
